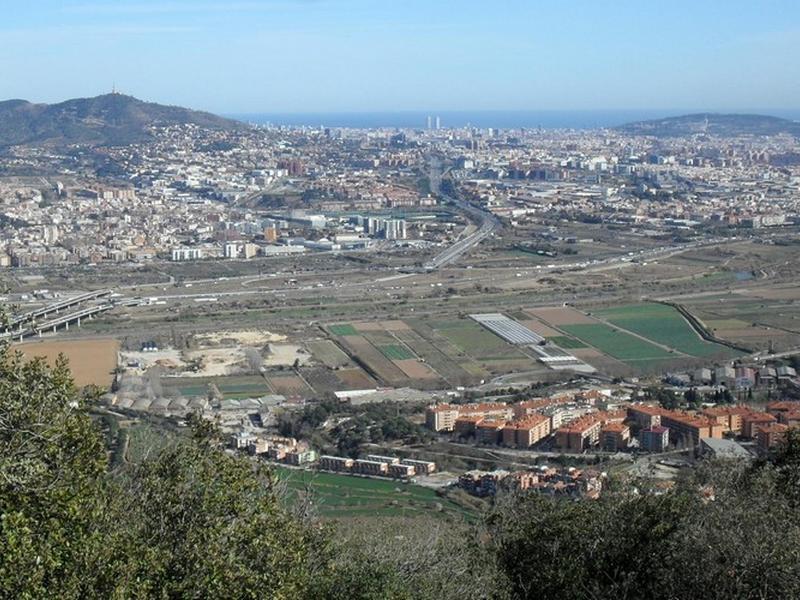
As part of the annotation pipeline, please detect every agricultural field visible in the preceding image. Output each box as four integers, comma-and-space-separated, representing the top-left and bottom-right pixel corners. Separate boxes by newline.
337, 334, 409, 385
307, 340, 353, 369
266, 373, 313, 397
274, 467, 471, 520
329, 324, 358, 336
424, 318, 547, 378
391, 324, 479, 386
161, 375, 270, 399
432, 319, 517, 356
679, 285, 800, 352
546, 335, 587, 349
15, 337, 120, 388
592, 303, 738, 358
335, 368, 377, 390
558, 323, 674, 365
302, 366, 346, 395
327, 321, 451, 389
378, 344, 415, 360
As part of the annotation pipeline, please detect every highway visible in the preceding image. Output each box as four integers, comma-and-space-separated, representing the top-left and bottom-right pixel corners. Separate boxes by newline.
6, 289, 112, 331
422, 158, 502, 270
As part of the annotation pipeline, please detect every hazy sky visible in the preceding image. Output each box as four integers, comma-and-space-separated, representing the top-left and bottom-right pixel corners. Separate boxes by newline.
1, 0, 799, 113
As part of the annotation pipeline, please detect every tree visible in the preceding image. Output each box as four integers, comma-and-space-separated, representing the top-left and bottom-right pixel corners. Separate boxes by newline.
0, 347, 318, 598
0, 351, 109, 598
486, 447, 800, 600
110, 438, 313, 598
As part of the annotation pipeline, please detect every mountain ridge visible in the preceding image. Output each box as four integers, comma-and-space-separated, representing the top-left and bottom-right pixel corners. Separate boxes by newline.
0, 94, 245, 147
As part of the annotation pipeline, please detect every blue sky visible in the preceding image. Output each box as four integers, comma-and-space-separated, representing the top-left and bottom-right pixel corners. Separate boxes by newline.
1, 0, 798, 113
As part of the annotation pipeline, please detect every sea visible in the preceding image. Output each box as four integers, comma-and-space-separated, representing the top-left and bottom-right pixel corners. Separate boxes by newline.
228, 109, 800, 130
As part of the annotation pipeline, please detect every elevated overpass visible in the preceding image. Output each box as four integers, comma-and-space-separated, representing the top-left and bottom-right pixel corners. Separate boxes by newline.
6, 289, 113, 332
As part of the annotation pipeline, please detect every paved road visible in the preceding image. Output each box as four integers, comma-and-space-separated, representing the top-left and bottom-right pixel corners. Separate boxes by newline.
423, 158, 502, 270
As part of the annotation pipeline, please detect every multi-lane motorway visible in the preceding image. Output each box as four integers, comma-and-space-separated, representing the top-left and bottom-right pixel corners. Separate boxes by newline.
422, 157, 501, 270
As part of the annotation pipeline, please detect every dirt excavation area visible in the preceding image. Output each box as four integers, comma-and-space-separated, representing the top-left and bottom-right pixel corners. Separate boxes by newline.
193, 329, 286, 347
119, 328, 308, 378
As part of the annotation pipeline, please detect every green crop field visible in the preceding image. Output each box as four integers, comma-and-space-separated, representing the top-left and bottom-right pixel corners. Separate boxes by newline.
329, 324, 358, 336
274, 467, 471, 520
434, 320, 518, 357
593, 303, 736, 358
559, 323, 674, 363
378, 344, 415, 360
546, 336, 587, 349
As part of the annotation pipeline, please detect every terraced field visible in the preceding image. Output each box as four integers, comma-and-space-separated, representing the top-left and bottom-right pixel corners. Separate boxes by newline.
593, 303, 737, 358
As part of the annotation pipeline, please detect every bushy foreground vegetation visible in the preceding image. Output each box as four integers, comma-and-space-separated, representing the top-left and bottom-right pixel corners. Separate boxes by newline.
2, 347, 800, 599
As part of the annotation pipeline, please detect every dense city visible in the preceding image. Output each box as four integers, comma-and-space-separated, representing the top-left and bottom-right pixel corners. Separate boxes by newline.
2, 98, 799, 516
6, 0, 800, 594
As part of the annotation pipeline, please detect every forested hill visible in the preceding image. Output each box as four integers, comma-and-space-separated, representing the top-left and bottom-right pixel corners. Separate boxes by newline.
616, 113, 800, 137
0, 93, 244, 147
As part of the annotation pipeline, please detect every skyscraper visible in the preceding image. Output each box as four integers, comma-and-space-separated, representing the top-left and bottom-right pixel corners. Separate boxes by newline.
427, 115, 432, 130
435, 116, 441, 130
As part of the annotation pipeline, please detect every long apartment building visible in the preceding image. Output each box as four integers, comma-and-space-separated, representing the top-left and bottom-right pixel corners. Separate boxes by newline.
628, 405, 723, 446
427, 393, 598, 433
502, 413, 552, 448
701, 406, 752, 435
319, 455, 354, 471
740, 412, 778, 438
353, 459, 388, 476
766, 401, 800, 426
555, 410, 627, 452
656, 410, 722, 446
476, 419, 507, 444
426, 402, 513, 432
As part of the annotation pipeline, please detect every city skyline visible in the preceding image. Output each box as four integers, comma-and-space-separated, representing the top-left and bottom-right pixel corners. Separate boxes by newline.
1, 0, 799, 114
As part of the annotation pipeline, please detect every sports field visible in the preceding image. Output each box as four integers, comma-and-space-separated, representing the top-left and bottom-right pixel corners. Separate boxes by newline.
275, 467, 471, 520
559, 323, 674, 363
593, 303, 736, 358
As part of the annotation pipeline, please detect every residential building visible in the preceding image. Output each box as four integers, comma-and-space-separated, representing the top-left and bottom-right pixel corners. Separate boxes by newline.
741, 412, 777, 439
476, 419, 507, 444
640, 426, 670, 452
758, 423, 790, 453
353, 459, 389, 476
601, 422, 630, 451
319, 455, 354, 472
401, 459, 436, 475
